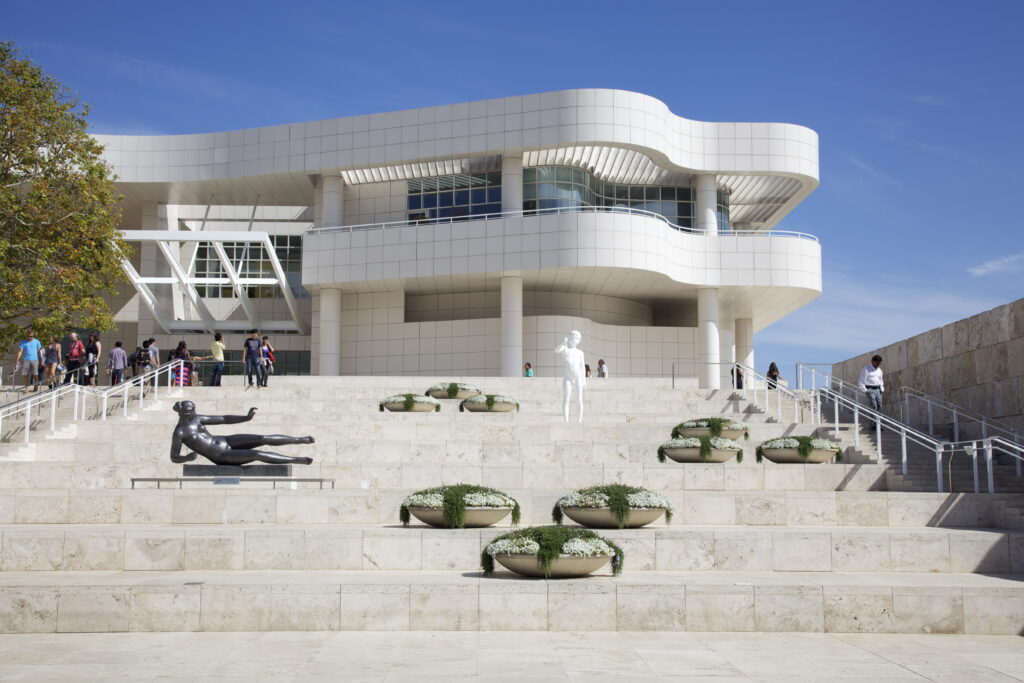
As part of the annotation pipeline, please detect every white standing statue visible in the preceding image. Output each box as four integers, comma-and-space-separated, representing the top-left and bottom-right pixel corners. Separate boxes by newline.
555, 330, 586, 423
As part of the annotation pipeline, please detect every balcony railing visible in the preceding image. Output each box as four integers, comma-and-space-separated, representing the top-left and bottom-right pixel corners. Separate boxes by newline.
306, 206, 819, 242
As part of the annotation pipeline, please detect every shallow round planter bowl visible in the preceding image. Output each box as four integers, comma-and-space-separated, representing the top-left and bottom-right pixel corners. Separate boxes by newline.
492, 553, 612, 578
561, 506, 666, 529
661, 447, 738, 464
427, 388, 480, 400
760, 448, 836, 464
462, 401, 516, 412
406, 506, 512, 528
677, 427, 745, 441
381, 401, 436, 413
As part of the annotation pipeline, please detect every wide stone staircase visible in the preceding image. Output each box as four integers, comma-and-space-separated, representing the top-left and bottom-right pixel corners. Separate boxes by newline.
0, 377, 1021, 634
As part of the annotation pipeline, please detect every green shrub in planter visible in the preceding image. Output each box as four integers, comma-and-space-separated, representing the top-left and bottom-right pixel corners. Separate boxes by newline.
657, 436, 744, 462
425, 382, 481, 399
400, 484, 521, 528
459, 394, 519, 412
756, 436, 843, 463
481, 525, 624, 577
671, 417, 749, 439
552, 484, 674, 528
379, 393, 442, 412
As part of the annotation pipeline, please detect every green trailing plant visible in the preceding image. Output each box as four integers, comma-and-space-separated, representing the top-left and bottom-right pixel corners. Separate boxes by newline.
671, 417, 748, 440
400, 484, 521, 528
379, 393, 442, 412
755, 436, 843, 463
481, 525, 624, 577
657, 436, 743, 463
459, 394, 519, 412
551, 484, 674, 528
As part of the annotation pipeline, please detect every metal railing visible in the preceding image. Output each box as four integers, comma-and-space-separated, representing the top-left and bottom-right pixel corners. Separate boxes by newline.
812, 386, 1024, 493
0, 360, 185, 445
306, 205, 820, 242
898, 386, 1024, 445
795, 363, 861, 401
670, 360, 811, 424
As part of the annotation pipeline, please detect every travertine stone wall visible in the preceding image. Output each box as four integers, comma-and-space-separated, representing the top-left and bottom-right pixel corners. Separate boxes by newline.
833, 297, 1024, 433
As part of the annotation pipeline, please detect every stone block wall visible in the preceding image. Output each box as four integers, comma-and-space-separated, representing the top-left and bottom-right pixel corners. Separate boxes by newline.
832, 297, 1024, 434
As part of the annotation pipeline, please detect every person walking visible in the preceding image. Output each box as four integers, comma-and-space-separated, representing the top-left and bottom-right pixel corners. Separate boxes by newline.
731, 364, 744, 390
106, 341, 129, 385
858, 354, 885, 429
63, 333, 86, 385
258, 336, 275, 387
523, 362, 534, 377
172, 341, 193, 386
242, 330, 261, 388
15, 331, 43, 392
84, 333, 102, 386
43, 336, 61, 389
209, 333, 225, 387
766, 362, 782, 389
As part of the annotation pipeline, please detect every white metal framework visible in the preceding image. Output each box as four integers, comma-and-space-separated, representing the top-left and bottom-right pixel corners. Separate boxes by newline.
119, 230, 308, 335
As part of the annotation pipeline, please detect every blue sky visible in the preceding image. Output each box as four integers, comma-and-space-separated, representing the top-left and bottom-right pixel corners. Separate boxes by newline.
5, 0, 1021, 379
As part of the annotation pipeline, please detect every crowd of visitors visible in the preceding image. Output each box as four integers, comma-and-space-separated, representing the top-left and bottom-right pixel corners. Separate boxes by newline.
9, 330, 278, 391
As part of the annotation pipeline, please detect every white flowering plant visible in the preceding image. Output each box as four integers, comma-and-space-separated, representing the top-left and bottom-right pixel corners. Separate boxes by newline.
671, 417, 749, 439
552, 484, 674, 527
481, 525, 624, 577
459, 394, 519, 412
756, 436, 843, 462
400, 484, 521, 528
379, 393, 442, 412
425, 382, 481, 399
657, 436, 744, 463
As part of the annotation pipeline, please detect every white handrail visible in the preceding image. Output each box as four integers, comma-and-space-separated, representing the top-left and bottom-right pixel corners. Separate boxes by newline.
306, 205, 820, 242
898, 385, 1023, 445
795, 363, 861, 401
0, 360, 185, 445
670, 360, 812, 424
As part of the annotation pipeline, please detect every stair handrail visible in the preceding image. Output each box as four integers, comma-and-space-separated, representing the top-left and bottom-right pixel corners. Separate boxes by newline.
898, 385, 1023, 444
0, 360, 184, 445
670, 360, 813, 423
958, 436, 1024, 492
795, 363, 862, 401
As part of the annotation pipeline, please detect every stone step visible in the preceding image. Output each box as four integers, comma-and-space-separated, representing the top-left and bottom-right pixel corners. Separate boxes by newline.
0, 459, 889, 492
1, 569, 1020, 634
2, 489, 1015, 529
2, 523, 1019, 574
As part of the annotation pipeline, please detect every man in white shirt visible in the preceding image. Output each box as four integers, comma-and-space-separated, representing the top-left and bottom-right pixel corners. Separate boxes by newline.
857, 354, 884, 428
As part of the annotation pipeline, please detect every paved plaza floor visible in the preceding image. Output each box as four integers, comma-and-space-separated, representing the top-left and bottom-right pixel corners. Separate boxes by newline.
0, 631, 1020, 681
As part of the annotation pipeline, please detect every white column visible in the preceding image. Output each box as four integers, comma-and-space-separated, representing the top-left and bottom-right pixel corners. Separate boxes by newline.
319, 288, 342, 376
735, 317, 754, 374
501, 275, 523, 377
697, 287, 720, 389
501, 155, 523, 213
321, 174, 345, 229
696, 174, 718, 235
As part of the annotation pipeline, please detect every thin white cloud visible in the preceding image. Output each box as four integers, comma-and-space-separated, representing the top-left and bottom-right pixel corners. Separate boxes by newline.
758, 269, 1002, 357
848, 156, 902, 189
968, 251, 1024, 277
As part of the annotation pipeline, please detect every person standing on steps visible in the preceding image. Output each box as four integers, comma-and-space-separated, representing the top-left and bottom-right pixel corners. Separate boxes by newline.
766, 362, 782, 389
209, 333, 225, 387
596, 359, 609, 377
242, 329, 261, 389
63, 332, 85, 385
15, 330, 43, 392
105, 341, 129, 386
858, 354, 885, 429
523, 362, 534, 377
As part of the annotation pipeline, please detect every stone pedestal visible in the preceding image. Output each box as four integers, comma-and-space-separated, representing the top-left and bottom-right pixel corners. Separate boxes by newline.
183, 464, 292, 477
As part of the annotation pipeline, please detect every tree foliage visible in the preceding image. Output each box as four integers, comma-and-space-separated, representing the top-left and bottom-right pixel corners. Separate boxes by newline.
0, 41, 126, 351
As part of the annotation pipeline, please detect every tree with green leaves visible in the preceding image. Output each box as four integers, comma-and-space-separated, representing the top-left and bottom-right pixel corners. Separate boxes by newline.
0, 41, 126, 353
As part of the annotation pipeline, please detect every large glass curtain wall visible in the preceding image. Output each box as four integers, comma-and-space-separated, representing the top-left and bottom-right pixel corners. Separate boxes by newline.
407, 172, 502, 221
522, 166, 730, 231
194, 235, 305, 299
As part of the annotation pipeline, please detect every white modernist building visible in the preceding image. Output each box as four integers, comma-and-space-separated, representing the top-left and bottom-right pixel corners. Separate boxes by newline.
95, 89, 821, 387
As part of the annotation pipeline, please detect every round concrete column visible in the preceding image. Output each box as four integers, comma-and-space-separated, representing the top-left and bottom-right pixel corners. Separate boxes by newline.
696, 174, 718, 235
321, 174, 345, 229
501, 155, 523, 213
735, 317, 754, 375
319, 288, 342, 376
501, 275, 523, 376
697, 287, 720, 389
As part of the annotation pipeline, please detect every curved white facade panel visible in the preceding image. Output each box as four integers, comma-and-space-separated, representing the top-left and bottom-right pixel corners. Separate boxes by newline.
303, 211, 820, 329
97, 89, 822, 384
